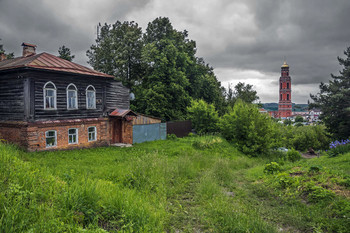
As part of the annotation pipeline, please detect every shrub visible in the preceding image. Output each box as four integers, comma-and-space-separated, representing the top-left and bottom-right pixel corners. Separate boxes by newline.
264, 162, 281, 174
187, 99, 219, 134
167, 134, 178, 140
279, 124, 330, 151
219, 100, 278, 155
286, 148, 301, 162
307, 185, 335, 203
327, 139, 350, 157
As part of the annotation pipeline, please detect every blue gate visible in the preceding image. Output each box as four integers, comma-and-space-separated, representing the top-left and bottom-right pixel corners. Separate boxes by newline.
133, 123, 166, 144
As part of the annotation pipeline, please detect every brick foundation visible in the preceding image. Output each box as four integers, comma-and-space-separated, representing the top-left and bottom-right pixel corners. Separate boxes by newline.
0, 118, 118, 151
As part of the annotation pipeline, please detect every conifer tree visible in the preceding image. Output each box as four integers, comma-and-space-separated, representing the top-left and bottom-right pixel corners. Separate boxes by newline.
310, 47, 350, 139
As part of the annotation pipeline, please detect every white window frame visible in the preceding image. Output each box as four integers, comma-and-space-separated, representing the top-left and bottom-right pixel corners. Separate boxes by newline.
68, 128, 78, 144
66, 83, 78, 110
45, 130, 57, 148
43, 81, 57, 110
86, 85, 96, 109
88, 126, 97, 142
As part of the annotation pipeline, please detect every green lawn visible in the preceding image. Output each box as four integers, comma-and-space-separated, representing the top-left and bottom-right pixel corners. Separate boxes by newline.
1, 136, 349, 232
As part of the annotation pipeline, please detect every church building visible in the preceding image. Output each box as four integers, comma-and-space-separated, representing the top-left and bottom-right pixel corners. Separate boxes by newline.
278, 61, 292, 118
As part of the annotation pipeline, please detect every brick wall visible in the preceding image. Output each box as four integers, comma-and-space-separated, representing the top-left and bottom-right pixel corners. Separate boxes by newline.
0, 122, 28, 147
0, 118, 114, 151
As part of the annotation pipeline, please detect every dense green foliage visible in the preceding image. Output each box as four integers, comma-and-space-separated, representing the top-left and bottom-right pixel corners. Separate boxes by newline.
87, 18, 225, 120
311, 46, 350, 139
294, 115, 304, 123
226, 82, 260, 107
87, 21, 144, 89
278, 124, 330, 151
1, 137, 349, 232
58, 45, 75, 61
187, 99, 219, 134
219, 100, 277, 155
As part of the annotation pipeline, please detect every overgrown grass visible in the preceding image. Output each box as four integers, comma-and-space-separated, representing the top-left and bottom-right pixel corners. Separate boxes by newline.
1, 136, 349, 232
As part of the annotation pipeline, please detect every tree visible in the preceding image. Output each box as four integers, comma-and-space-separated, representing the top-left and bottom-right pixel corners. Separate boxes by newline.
133, 38, 191, 120
132, 17, 193, 120
310, 47, 350, 139
295, 115, 304, 123
58, 45, 75, 61
226, 82, 260, 108
0, 39, 14, 59
187, 99, 219, 134
87, 21, 144, 88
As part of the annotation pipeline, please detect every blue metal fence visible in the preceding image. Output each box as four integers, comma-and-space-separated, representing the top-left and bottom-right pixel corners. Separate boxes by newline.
133, 123, 166, 144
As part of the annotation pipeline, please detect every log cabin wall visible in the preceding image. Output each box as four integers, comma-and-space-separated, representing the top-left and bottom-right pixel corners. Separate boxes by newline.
0, 71, 25, 121
106, 80, 130, 110
21, 70, 130, 121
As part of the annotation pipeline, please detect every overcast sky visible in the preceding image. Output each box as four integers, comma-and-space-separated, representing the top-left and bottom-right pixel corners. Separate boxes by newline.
1, 0, 349, 103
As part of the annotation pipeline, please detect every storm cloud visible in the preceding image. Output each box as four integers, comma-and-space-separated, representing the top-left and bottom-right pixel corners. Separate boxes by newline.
1, 0, 349, 103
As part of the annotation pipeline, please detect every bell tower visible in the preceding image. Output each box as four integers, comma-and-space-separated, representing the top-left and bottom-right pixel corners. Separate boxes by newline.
278, 61, 292, 118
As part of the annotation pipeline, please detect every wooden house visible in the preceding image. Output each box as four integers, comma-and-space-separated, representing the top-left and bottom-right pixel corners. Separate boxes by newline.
0, 43, 136, 151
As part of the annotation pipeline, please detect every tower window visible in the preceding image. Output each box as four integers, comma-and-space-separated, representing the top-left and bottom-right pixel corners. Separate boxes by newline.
280, 83, 282, 89
287, 83, 289, 89
287, 94, 289, 100
280, 94, 282, 100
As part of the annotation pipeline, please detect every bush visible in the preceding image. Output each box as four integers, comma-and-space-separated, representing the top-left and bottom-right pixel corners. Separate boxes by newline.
187, 99, 219, 134
219, 100, 278, 156
278, 124, 330, 151
327, 139, 350, 157
286, 148, 301, 162
167, 134, 178, 140
264, 162, 281, 174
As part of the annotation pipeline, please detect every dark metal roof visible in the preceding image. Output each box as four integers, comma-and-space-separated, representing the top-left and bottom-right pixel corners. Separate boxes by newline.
0, 52, 114, 78
109, 108, 137, 117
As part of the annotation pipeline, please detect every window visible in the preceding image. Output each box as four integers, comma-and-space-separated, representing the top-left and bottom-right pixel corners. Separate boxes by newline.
86, 85, 96, 109
88, 126, 96, 142
45, 130, 57, 148
287, 83, 289, 89
280, 94, 282, 100
287, 94, 290, 100
67, 84, 78, 109
44, 82, 57, 109
68, 128, 78, 144
280, 83, 282, 89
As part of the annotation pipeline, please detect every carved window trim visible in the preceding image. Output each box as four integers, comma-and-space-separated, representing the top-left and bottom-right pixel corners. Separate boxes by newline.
43, 81, 57, 110
67, 83, 78, 110
86, 85, 96, 109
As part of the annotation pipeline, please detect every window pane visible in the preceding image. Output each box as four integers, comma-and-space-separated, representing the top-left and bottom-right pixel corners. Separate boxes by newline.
46, 89, 54, 97
46, 131, 56, 147
87, 91, 95, 109
68, 90, 77, 109
88, 127, 95, 133
68, 129, 76, 134
46, 131, 55, 137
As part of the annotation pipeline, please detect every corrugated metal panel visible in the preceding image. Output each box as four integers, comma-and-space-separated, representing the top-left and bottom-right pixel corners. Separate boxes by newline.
133, 123, 166, 144
0, 52, 114, 78
132, 114, 161, 125
109, 108, 137, 117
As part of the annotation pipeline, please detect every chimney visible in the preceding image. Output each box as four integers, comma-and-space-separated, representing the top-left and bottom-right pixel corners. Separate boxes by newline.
22, 42, 37, 57
0, 53, 6, 61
